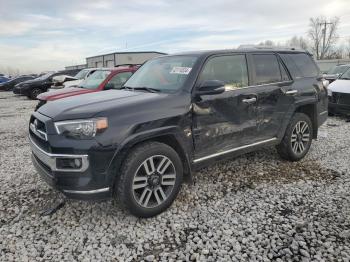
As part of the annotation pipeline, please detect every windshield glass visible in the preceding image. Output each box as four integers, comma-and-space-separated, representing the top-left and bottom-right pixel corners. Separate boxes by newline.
124, 56, 198, 93
79, 70, 111, 89
328, 65, 349, 75
339, 68, 350, 79
36, 72, 54, 80
74, 69, 89, 80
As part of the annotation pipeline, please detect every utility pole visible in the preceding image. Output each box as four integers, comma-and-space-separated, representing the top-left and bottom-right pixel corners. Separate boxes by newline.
318, 21, 333, 59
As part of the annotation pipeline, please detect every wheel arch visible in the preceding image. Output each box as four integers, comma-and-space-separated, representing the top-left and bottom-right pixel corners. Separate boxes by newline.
108, 128, 193, 194
295, 103, 318, 139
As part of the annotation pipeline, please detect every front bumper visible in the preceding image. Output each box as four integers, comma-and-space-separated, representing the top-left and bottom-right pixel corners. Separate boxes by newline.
29, 135, 113, 200
13, 85, 29, 95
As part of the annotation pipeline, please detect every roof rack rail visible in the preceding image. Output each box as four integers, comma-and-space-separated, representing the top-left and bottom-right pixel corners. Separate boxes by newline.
237, 45, 303, 51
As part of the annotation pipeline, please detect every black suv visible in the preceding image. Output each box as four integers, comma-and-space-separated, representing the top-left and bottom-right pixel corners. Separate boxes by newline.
29, 48, 328, 217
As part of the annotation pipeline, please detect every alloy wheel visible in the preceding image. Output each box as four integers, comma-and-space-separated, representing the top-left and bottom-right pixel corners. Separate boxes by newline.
132, 155, 177, 208
291, 121, 310, 155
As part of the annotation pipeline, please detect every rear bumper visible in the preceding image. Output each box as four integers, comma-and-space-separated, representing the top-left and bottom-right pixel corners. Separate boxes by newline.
329, 102, 350, 115
29, 135, 112, 200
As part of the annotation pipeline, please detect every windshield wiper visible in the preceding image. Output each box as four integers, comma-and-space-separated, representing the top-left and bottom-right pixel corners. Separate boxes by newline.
121, 86, 161, 93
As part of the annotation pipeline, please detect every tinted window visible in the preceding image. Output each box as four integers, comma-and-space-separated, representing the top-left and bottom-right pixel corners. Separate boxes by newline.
252, 54, 281, 85
106, 72, 133, 89
199, 55, 248, 90
279, 53, 319, 78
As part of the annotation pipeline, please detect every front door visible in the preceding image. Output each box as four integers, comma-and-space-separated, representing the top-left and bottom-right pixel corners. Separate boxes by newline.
193, 54, 259, 160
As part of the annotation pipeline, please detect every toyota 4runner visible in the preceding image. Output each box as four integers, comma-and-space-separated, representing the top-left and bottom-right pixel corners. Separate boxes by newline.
29, 48, 328, 217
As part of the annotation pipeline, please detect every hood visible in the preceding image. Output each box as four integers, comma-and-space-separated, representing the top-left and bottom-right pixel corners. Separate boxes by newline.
63, 79, 82, 88
328, 79, 350, 94
37, 87, 94, 101
53, 74, 77, 83
38, 90, 168, 121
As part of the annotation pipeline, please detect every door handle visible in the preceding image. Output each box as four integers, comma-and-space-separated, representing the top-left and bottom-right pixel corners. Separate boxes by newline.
242, 97, 257, 104
284, 90, 298, 96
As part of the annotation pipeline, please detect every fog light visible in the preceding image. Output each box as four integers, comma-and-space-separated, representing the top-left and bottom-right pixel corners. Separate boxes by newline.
56, 158, 82, 170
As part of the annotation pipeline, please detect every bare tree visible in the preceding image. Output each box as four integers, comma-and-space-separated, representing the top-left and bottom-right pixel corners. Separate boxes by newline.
287, 36, 309, 50
308, 16, 340, 60
258, 40, 275, 46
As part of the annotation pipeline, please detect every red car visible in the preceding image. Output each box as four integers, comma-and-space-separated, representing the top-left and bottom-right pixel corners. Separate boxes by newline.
36, 65, 138, 110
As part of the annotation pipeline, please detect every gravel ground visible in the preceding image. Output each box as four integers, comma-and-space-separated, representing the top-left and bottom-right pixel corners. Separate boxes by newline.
0, 91, 350, 261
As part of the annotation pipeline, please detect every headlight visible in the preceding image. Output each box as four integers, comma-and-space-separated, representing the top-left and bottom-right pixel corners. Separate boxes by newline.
327, 88, 332, 96
54, 118, 108, 139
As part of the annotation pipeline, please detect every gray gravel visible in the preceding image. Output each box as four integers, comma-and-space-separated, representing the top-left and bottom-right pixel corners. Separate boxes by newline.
0, 91, 350, 261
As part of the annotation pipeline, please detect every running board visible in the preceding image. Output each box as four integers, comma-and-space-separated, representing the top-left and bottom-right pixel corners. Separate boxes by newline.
193, 137, 278, 163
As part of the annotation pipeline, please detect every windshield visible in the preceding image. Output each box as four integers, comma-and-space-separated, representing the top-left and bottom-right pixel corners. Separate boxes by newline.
36, 72, 54, 80
74, 69, 89, 80
328, 65, 349, 75
339, 68, 350, 80
124, 56, 198, 93
79, 70, 111, 89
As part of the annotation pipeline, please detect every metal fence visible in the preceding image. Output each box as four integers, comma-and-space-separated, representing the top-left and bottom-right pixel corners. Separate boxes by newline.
316, 59, 350, 73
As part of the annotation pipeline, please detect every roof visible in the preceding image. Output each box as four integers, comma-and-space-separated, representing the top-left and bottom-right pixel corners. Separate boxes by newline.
86, 51, 167, 59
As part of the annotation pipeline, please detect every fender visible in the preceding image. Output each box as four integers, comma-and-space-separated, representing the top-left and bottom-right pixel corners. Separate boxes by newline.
106, 125, 194, 186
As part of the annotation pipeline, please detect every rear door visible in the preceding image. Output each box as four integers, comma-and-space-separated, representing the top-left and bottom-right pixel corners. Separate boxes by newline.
279, 52, 327, 123
248, 53, 294, 141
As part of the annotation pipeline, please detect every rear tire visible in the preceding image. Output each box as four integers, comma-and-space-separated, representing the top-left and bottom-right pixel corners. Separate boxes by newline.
30, 88, 42, 99
276, 113, 313, 162
116, 142, 183, 218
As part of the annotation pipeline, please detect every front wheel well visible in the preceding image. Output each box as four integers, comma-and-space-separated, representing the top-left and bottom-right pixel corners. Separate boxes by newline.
295, 104, 318, 138
112, 134, 192, 191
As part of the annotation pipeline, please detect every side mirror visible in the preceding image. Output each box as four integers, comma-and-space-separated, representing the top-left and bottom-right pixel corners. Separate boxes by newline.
196, 80, 225, 96
104, 82, 115, 90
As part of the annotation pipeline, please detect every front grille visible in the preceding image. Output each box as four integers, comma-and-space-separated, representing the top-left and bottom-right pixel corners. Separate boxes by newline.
29, 115, 47, 141
338, 93, 350, 105
29, 132, 51, 152
331, 92, 350, 105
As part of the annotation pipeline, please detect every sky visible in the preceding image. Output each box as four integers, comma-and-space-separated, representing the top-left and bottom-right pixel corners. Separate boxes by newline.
0, 0, 350, 73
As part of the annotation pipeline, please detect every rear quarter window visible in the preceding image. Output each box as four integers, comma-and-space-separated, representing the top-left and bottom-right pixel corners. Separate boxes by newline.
279, 53, 319, 78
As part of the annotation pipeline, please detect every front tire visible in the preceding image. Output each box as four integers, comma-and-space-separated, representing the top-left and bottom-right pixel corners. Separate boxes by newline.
116, 142, 183, 218
276, 113, 313, 162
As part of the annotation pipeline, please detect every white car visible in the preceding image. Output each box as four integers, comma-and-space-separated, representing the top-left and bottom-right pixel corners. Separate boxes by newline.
328, 68, 350, 115
51, 68, 98, 89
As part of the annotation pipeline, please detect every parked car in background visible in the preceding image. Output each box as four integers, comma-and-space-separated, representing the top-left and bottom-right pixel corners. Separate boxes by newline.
0, 75, 35, 91
328, 68, 350, 115
29, 48, 328, 217
323, 64, 350, 83
36, 65, 138, 109
50, 68, 96, 90
0, 76, 10, 83
13, 69, 81, 99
